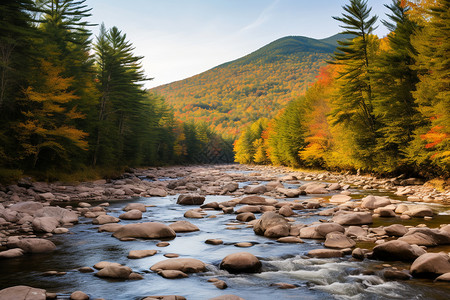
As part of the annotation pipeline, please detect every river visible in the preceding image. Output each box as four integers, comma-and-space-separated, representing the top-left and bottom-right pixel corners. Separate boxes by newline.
1, 166, 449, 299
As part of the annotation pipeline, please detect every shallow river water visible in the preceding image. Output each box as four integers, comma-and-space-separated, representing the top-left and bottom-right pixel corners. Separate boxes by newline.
1, 173, 450, 300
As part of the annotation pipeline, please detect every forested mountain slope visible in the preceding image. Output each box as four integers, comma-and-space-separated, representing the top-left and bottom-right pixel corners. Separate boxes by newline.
151, 34, 345, 137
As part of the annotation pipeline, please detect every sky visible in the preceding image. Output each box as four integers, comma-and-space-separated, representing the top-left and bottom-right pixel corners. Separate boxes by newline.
84, 0, 393, 89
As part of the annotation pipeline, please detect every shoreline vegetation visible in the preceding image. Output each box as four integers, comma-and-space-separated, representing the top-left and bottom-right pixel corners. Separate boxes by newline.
1, 0, 448, 184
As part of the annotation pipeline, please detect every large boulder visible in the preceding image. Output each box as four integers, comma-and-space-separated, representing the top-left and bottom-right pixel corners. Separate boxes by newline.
9, 202, 44, 215
411, 253, 450, 278
168, 220, 199, 233
324, 232, 356, 249
0, 285, 46, 300
32, 217, 59, 233
403, 205, 434, 217
113, 222, 176, 240
34, 206, 78, 224
96, 265, 132, 279
253, 212, 290, 238
17, 238, 56, 253
150, 258, 206, 273
361, 195, 391, 210
219, 252, 261, 273
332, 211, 372, 225
399, 228, 450, 246
177, 194, 205, 205
372, 240, 426, 262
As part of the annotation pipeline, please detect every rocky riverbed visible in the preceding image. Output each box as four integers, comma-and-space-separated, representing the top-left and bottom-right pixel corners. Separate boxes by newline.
0, 164, 450, 300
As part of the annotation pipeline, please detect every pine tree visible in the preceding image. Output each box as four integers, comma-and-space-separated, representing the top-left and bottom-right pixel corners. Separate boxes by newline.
408, 0, 450, 174
330, 0, 380, 169
372, 0, 422, 173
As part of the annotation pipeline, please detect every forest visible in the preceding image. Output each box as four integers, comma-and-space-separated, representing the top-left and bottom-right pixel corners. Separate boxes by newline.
0, 0, 233, 182
152, 36, 338, 137
234, 0, 449, 178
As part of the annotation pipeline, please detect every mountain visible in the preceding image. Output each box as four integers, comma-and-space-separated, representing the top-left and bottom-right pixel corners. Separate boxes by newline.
151, 34, 344, 137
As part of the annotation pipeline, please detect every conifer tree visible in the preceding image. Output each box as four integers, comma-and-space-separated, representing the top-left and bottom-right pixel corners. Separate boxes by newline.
372, 0, 422, 172
330, 0, 380, 169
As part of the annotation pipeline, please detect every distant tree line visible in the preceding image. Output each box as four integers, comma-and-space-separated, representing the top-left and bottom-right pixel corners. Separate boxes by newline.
0, 0, 232, 181
234, 0, 449, 177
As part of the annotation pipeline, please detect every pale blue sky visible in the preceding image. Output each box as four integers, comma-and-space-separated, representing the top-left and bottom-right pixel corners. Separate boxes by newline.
85, 0, 392, 88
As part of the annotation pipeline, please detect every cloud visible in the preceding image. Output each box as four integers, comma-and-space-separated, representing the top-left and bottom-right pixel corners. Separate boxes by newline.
239, 0, 280, 33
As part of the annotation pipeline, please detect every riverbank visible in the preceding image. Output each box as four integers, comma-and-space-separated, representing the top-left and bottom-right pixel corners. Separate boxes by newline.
1, 164, 450, 299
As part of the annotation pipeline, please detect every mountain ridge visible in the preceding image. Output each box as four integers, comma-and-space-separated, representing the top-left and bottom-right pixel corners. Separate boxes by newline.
151, 33, 344, 136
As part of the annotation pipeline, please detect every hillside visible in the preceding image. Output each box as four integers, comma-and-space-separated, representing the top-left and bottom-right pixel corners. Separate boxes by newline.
151, 34, 344, 137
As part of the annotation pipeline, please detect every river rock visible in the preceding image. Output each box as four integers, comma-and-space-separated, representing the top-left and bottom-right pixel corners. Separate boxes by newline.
219, 252, 261, 273
361, 195, 391, 209
123, 203, 146, 212
221, 182, 239, 194
253, 212, 290, 238
113, 222, 176, 240
378, 208, 396, 217
372, 240, 426, 262
324, 232, 356, 249
411, 253, 450, 278
168, 220, 199, 232
303, 183, 328, 194
279, 205, 294, 217
98, 223, 123, 232
148, 188, 168, 197
92, 214, 120, 225
150, 258, 206, 273
32, 217, 59, 233
205, 239, 223, 245
316, 223, 345, 237
34, 206, 78, 224
119, 209, 142, 220
93, 261, 122, 270
0, 248, 24, 259
243, 185, 266, 194
96, 265, 132, 279
0, 285, 47, 300
128, 250, 157, 259
142, 296, 186, 300
329, 195, 351, 204
435, 272, 450, 282
209, 295, 244, 300
236, 212, 255, 222
307, 249, 343, 258
383, 270, 412, 281
235, 205, 261, 214
399, 228, 450, 246
384, 224, 408, 237
177, 194, 205, 205
345, 226, 368, 238
9, 201, 44, 215
157, 269, 188, 279
184, 209, 204, 218
17, 238, 56, 253
277, 188, 301, 198
277, 236, 304, 243
332, 211, 372, 225
239, 196, 276, 206
70, 291, 89, 300
403, 205, 434, 217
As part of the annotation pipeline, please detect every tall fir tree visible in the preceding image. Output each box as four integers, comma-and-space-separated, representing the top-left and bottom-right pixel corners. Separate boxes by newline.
330, 0, 380, 170
372, 0, 422, 173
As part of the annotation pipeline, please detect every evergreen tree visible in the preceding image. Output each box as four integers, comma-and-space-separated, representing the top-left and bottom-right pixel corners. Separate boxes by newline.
330, 0, 380, 169
372, 0, 422, 172
408, 0, 450, 175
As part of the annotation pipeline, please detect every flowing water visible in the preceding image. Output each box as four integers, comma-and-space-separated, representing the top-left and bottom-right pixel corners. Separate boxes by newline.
1, 175, 450, 299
